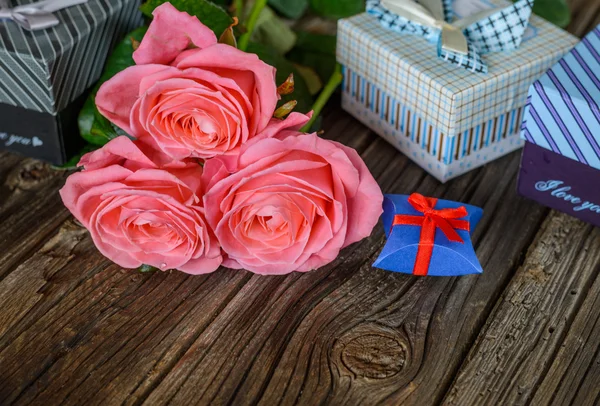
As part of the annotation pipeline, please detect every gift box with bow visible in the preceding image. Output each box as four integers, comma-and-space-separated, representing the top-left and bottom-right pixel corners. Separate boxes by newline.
337, 0, 578, 182
373, 193, 484, 276
518, 25, 600, 228
0, 0, 142, 164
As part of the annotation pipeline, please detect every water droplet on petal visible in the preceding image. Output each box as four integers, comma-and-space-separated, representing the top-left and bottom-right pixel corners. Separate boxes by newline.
161, 263, 167, 269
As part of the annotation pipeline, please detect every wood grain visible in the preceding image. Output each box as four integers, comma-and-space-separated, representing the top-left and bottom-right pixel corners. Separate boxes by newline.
532, 256, 600, 406
0, 158, 70, 280
0, 1, 599, 404
0, 119, 548, 406
443, 213, 600, 405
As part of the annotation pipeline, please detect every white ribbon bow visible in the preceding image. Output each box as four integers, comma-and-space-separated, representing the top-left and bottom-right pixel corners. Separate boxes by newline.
0, 0, 88, 30
381, 0, 504, 55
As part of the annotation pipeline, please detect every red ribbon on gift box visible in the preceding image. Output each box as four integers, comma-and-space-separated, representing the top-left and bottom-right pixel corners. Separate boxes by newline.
391, 193, 470, 276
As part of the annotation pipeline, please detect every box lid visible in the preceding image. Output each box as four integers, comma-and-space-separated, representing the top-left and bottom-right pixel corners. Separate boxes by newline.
521, 25, 600, 170
0, 0, 143, 114
337, 0, 578, 138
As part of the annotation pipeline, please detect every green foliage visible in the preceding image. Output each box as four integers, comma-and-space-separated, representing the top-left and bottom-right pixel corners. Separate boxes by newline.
309, 0, 364, 19
55, 144, 97, 169
247, 42, 314, 114
251, 6, 297, 54
531, 0, 571, 27
97, 27, 148, 84
287, 31, 337, 85
268, 0, 308, 19
138, 264, 159, 273
78, 27, 148, 147
140, 0, 233, 36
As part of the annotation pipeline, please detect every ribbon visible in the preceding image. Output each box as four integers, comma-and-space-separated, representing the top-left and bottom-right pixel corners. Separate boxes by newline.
0, 0, 87, 31
391, 193, 469, 276
367, 0, 534, 73
382, 0, 474, 55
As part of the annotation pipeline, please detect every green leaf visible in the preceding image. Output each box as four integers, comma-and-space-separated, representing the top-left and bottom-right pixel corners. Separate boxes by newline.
268, 0, 308, 19
287, 31, 337, 85
309, 0, 364, 19
138, 264, 159, 273
293, 31, 336, 55
293, 64, 322, 95
530, 0, 570, 27
97, 26, 148, 85
251, 6, 297, 54
140, 0, 233, 36
54, 144, 98, 170
79, 98, 119, 145
247, 42, 314, 114
78, 27, 148, 146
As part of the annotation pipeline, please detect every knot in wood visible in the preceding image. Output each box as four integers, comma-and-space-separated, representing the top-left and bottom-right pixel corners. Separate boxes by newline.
341, 333, 407, 379
7, 159, 54, 190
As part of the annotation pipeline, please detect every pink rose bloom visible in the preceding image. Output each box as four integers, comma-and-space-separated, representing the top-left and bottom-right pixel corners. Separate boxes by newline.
202, 128, 383, 275
95, 3, 279, 161
59, 136, 222, 274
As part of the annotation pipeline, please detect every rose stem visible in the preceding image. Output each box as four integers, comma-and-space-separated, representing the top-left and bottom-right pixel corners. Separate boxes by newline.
238, 0, 267, 51
234, 0, 244, 20
300, 63, 343, 133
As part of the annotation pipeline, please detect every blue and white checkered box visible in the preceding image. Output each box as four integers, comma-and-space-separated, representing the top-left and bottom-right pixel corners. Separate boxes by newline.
337, 0, 578, 182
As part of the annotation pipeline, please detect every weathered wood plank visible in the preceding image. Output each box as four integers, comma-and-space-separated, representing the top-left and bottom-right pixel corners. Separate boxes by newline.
0, 222, 252, 405
0, 114, 547, 406
443, 213, 600, 405
0, 0, 598, 403
531, 261, 600, 406
127, 149, 546, 405
0, 159, 70, 280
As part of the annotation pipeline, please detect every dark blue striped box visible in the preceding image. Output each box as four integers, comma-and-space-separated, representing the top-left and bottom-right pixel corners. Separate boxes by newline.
0, 0, 143, 164
519, 25, 600, 226
521, 25, 600, 170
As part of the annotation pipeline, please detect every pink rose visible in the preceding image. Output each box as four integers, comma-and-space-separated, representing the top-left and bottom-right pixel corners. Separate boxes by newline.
95, 3, 279, 161
203, 130, 383, 275
59, 136, 222, 274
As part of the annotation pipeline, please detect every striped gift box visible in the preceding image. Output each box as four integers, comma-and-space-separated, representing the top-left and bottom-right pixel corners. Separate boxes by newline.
337, 1, 578, 182
521, 25, 600, 170
0, 0, 143, 114
0, 0, 143, 164
518, 25, 600, 227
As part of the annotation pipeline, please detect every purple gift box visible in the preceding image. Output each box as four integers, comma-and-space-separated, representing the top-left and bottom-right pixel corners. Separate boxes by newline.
519, 143, 600, 227
518, 25, 600, 227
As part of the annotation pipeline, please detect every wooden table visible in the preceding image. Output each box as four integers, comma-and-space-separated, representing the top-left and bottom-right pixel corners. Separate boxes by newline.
1, 4, 600, 405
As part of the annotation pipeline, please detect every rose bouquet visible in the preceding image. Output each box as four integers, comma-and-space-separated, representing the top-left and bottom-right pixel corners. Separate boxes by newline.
60, 3, 384, 275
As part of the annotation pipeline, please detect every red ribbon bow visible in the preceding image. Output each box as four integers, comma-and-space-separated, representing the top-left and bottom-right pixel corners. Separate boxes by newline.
392, 193, 470, 276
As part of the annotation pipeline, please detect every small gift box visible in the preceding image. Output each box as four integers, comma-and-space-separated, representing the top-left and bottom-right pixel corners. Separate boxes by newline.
373, 193, 484, 276
336, 0, 578, 182
518, 25, 600, 228
0, 0, 143, 164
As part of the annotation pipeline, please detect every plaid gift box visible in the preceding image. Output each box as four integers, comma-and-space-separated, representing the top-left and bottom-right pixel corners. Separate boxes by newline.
518, 25, 600, 227
0, 0, 143, 164
337, 0, 578, 182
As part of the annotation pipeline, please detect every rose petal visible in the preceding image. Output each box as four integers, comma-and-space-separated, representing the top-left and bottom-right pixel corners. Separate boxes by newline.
78, 137, 158, 170
96, 65, 172, 135
133, 3, 218, 66
177, 44, 277, 135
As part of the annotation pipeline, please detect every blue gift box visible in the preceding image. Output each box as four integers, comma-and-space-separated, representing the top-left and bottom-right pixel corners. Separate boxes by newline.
373, 194, 484, 276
